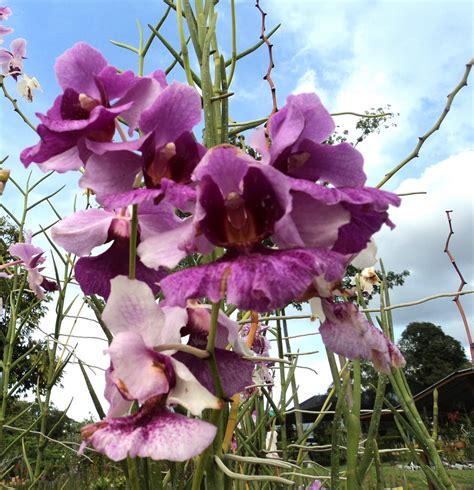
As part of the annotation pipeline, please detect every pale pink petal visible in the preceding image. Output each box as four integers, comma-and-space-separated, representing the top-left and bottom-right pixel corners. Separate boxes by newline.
102, 276, 165, 347
11, 37, 26, 57
351, 240, 378, 269
51, 208, 114, 256
108, 331, 171, 403
137, 218, 212, 270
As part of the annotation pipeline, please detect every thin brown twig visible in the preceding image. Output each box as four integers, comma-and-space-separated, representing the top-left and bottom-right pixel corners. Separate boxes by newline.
444, 210, 473, 363
255, 0, 278, 118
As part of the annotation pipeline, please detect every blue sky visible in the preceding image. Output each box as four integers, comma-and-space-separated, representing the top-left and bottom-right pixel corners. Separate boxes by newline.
0, 0, 472, 419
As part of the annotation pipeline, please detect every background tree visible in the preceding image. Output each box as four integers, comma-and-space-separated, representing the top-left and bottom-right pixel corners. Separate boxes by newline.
361, 322, 470, 401
398, 321, 470, 394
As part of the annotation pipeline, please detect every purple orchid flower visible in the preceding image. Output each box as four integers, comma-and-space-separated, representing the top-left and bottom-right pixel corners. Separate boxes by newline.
0, 6, 12, 21
139, 145, 349, 312
51, 198, 179, 298
319, 300, 406, 373
8, 232, 57, 299
0, 37, 26, 79
80, 276, 221, 462
273, 177, 400, 256
20, 42, 165, 172
78, 81, 204, 204
250, 92, 366, 188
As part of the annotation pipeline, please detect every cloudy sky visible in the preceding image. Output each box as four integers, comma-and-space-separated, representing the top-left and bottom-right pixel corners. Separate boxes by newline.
0, 0, 472, 420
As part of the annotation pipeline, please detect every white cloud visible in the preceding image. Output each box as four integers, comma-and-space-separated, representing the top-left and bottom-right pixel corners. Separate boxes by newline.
292, 69, 330, 105
376, 150, 474, 343
267, 1, 473, 184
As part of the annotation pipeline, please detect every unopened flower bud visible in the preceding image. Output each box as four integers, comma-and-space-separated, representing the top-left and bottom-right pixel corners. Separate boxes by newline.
0, 168, 10, 195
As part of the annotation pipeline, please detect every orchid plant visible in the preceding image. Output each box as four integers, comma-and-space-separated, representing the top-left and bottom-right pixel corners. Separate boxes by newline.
1, 1, 469, 489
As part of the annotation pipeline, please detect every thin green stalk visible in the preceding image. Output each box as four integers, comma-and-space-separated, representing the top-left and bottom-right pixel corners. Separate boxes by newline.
224, 24, 281, 67
35, 259, 74, 478
148, 24, 202, 87
127, 456, 141, 490
141, 6, 172, 60
200, 12, 218, 147
183, 0, 202, 60
227, 0, 237, 86
330, 370, 350, 490
281, 308, 304, 441
432, 388, 439, 442
191, 301, 225, 490
373, 440, 385, 490
275, 314, 288, 460
379, 266, 454, 488
357, 374, 387, 483
346, 360, 361, 490
176, 0, 195, 87
219, 55, 229, 143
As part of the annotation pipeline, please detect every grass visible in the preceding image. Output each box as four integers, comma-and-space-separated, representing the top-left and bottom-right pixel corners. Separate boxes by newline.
363, 465, 474, 489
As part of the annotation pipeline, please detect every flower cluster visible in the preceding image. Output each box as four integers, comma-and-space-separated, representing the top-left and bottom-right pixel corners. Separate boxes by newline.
21, 42, 405, 460
0, 5, 41, 101
80, 276, 254, 461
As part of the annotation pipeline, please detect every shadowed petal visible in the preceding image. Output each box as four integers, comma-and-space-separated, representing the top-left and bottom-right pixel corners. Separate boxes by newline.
173, 349, 255, 398
319, 301, 405, 373
286, 140, 366, 187
104, 367, 133, 418
79, 150, 142, 200
74, 240, 165, 299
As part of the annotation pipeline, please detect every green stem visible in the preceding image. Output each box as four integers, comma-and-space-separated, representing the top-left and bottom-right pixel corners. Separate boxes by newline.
200, 12, 218, 147
227, 0, 237, 86
191, 301, 225, 490
330, 370, 350, 490
357, 374, 387, 483
346, 360, 361, 490
373, 440, 385, 490
0, 75, 37, 132
176, 0, 195, 87
275, 314, 288, 460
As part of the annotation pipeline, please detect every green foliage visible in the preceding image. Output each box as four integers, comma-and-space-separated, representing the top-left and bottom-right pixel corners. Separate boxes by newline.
325, 106, 398, 147
399, 322, 470, 394
0, 216, 52, 396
